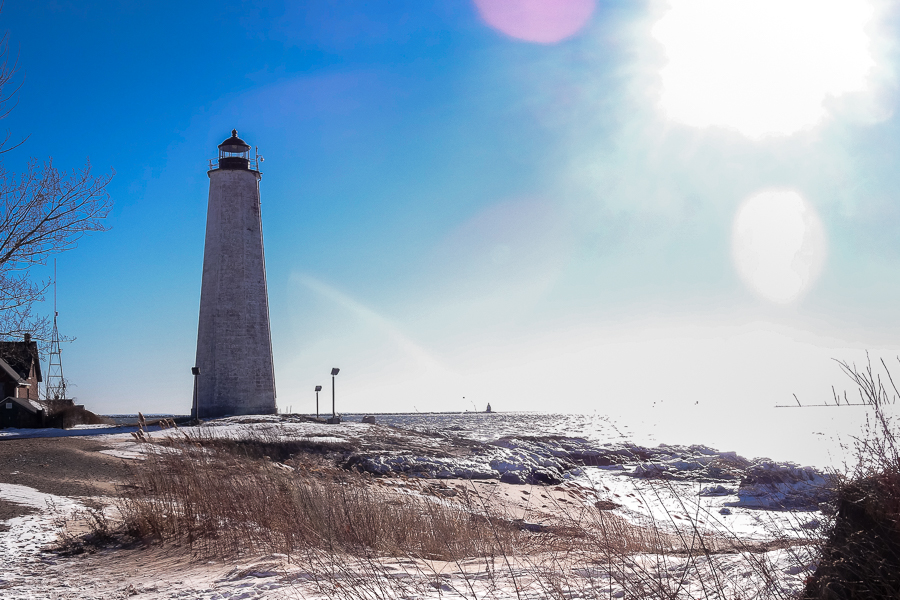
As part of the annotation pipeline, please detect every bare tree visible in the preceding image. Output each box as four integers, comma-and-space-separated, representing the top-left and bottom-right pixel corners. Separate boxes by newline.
0, 28, 113, 341
0, 160, 113, 338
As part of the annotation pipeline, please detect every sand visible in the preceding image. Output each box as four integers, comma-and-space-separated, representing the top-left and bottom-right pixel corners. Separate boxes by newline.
0, 436, 130, 497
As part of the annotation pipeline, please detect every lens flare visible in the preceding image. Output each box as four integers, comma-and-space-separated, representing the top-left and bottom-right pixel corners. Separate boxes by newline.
473, 0, 595, 44
653, 0, 875, 138
732, 190, 827, 304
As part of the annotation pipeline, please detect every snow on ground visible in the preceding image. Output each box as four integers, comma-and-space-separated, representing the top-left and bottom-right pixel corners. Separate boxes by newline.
0, 417, 828, 598
570, 470, 823, 541
0, 424, 155, 439
0, 483, 85, 598
0, 490, 818, 600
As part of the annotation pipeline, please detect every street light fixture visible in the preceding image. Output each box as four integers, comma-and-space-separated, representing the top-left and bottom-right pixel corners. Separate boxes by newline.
191, 366, 201, 420
315, 385, 322, 418
330, 368, 340, 423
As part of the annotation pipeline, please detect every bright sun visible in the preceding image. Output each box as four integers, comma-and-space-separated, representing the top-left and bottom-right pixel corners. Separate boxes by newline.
652, 0, 875, 138
732, 190, 826, 304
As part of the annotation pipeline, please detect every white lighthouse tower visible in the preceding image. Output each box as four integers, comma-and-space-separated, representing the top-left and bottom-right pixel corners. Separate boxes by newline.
194, 130, 276, 418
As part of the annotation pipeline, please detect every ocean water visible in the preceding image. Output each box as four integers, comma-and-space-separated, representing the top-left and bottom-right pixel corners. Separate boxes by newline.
105, 414, 187, 426
341, 411, 635, 443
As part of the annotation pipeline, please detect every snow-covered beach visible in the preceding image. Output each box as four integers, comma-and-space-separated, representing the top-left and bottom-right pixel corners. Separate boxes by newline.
0, 415, 828, 599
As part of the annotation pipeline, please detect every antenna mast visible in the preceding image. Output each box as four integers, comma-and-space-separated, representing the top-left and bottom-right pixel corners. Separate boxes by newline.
45, 259, 67, 401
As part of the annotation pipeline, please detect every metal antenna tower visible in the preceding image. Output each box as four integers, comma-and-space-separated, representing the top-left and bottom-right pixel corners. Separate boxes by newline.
45, 259, 67, 401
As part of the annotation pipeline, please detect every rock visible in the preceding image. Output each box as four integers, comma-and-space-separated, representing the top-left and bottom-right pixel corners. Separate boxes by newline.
632, 463, 668, 478
500, 471, 526, 485
699, 484, 735, 496
563, 467, 585, 479
705, 466, 737, 480
529, 467, 563, 485
800, 518, 821, 530
513, 519, 545, 532
670, 460, 704, 471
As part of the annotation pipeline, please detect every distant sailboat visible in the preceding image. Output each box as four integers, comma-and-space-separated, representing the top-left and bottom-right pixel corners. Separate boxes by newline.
485, 403, 492, 413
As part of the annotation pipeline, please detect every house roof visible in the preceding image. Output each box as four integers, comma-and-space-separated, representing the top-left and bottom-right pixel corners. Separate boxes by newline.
0, 357, 24, 384
0, 340, 42, 382
2, 396, 40, 414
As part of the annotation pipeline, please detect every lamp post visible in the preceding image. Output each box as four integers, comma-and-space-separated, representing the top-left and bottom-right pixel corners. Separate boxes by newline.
315, 385, 322, 418
330, 368, 340, 423
191, 366, 200, 420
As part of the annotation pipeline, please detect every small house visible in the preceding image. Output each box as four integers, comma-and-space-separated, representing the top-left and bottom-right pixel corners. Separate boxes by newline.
0, 396, 44, 428
0, 334, 44, 428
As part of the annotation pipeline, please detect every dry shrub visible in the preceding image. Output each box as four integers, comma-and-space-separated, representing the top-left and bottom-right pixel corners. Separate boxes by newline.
118, 436, 520, 560
802, 357, 900, 599
45, 404, 112, 428
804, 474, 900, 599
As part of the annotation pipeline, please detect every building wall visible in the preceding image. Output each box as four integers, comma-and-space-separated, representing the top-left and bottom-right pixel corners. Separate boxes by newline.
21, 363, 39, 400
0, 339, 43, 400
194, 167, 277, 418
3, 368, 40, 400
0, 401, 43, 428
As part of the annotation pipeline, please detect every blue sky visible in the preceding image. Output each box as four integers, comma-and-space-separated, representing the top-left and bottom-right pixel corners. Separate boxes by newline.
6, 0, 900, 465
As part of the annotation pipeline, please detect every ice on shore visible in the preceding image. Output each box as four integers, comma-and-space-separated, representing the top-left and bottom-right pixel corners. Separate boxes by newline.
338, 432, 832, 512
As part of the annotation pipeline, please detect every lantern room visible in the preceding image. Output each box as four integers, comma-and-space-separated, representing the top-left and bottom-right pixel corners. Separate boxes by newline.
217, 129, 251, 170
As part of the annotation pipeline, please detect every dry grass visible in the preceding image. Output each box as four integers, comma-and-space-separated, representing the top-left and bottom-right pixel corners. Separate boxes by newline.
75, 425, 822, 599
117, 432, 521, 561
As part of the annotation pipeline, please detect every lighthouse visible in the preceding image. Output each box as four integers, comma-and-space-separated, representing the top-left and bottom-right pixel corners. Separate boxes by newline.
194, 130, 276, 418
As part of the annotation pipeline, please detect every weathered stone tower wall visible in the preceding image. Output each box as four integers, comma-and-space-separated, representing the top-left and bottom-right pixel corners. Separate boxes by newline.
194, 131, 276, 418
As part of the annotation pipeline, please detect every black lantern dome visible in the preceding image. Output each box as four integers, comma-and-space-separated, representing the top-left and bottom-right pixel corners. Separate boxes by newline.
217, 129, 251, 170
